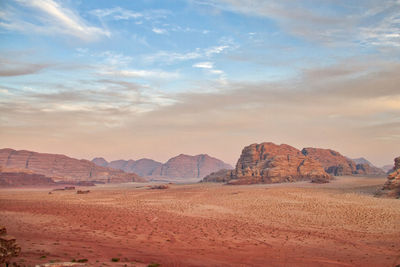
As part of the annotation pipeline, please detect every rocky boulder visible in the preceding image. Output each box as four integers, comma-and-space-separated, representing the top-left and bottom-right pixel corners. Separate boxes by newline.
377, 157, 400, 198
202, 169, 235, 183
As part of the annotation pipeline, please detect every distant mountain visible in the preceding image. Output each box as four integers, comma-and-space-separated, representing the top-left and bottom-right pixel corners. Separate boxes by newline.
152, 154, 233, 179
0, 148, 145, 185
352, 157, 373, 166
382, 164, 394, 174
92, 154, 233, 179
92, 157, 108, 167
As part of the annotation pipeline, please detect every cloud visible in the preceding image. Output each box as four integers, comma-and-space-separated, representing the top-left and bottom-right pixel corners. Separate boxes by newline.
193, 62, 214, 69
0, 0, 109, 41
100, 69, 179, 79
0, 60, 49, 77
90, 7, 142, 20
152, 27, 167, 34
194, 0, 400, 47
144, 41, 236, 65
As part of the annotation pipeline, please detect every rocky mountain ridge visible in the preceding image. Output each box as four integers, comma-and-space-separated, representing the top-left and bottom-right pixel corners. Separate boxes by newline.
0, 148, 145, 185
302, 148, 385, 176
92, 154, 233, 179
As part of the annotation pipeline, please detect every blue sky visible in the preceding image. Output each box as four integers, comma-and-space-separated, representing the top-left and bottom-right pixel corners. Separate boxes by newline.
0, 0, 399, 166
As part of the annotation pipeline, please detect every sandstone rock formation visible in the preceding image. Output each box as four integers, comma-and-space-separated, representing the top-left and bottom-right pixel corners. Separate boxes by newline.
0, 148, 145, 184
93, 154, 232, 179
0, 226, 21, 266
203, 142, 331, 184
377, 157, 400, 198
202, 169, 235, 183
0, 171, 55, 187
152, 154, 233, 179
302, 148, 385, 176
302, 148, 357, 175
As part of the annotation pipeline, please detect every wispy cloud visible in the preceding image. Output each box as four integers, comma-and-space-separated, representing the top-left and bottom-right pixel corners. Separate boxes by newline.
193, 62, 214, 69
90, 7, 142, 20
144, 41, 236, 64
152, 27, 168, 34
0, 0, 109, 41
100, 69, 179, 79
0, 57, 50, 77
194, 0, 400, 47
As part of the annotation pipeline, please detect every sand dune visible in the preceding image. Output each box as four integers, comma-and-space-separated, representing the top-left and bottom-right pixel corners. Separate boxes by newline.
0, 177, 399, 266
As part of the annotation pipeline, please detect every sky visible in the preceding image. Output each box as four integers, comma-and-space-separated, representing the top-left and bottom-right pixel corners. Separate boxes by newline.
0, 0, 399, 167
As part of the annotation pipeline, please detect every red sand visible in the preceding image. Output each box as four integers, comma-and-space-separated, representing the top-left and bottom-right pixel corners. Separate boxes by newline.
1, 177, 399, 266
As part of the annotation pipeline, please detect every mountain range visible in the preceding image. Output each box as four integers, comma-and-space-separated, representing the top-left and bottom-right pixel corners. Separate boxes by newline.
92, 154, 233, 179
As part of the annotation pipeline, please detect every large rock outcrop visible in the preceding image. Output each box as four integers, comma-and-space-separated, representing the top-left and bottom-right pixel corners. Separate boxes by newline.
302, 148, 385, 176
377, 157, 400, 198
203, 142, 331, 184
0, 148, 145, 184
93, 154, 232, 179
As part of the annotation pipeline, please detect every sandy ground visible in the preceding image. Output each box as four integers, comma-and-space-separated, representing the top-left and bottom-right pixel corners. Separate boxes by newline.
0, 177, 399, 267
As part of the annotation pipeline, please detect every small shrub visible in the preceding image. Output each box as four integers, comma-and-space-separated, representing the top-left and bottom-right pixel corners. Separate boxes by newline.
148, 263, 160, 267
77, 259, 88, 263
111, 258, 120, 262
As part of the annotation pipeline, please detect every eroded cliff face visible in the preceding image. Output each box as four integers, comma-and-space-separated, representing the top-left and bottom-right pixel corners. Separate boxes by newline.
231, 143, 331, 184
203, 142, 331, 184
377, 157, 400, 198
301, 148, 357, 175
0, 148, 145, 184
301, 148, 385, 176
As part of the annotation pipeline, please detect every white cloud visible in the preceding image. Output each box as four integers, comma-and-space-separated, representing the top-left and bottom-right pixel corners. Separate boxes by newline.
90, 7, 142, 20
209, 69, 224, 75
205, 45, 229, 56
1, 0, 109, 41
152, 28, 168, 34
101, 69, 179, 79
144, 41, 236, 65
193, 62, 214, 69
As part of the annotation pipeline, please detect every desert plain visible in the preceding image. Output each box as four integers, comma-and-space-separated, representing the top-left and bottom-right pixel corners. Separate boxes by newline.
0, 176, 399, 267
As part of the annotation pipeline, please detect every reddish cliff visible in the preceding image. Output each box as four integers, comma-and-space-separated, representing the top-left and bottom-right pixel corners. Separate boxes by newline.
203, 142, 331, 184
0, 148, 145, 184
0, 171, 55, 187
301, 148, 357, 175
377, 157, 400, 198
301, 148, 385, 176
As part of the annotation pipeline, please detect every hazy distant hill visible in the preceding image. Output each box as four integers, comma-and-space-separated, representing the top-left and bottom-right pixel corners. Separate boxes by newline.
93, 154, 233, 179
352, 157, 373, 166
